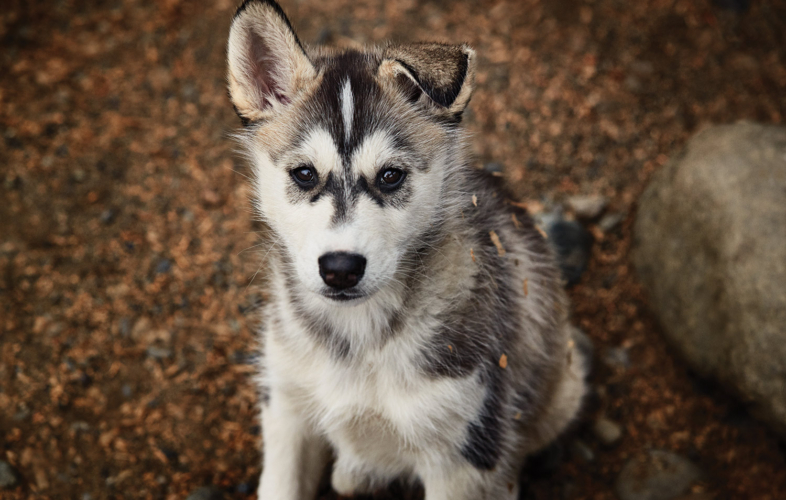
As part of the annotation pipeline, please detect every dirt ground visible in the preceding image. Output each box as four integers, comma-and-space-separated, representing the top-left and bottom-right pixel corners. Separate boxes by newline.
1, 0, 785, 499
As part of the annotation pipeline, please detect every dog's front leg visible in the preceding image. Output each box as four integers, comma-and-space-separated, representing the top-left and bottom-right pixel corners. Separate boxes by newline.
257, 391, 328, 500
420, 459, 517, 500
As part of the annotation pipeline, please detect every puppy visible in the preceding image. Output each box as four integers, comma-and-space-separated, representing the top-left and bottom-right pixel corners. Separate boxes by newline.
226, 1, 587, 498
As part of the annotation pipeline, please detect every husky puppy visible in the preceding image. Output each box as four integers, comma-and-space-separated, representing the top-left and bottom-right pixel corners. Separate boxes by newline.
226, 1, 587, 498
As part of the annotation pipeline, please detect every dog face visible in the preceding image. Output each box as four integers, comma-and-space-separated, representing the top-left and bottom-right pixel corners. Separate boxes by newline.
228, 0, 476, 304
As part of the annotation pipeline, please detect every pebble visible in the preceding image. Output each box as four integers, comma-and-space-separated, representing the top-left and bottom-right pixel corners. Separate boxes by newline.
146, 346, 173, 360
186, 486, 224, 500
602, 346, 631, 370
537, 211, 593, 286
155, 259, 172, 274
593, 417, 623, 446
565, 194, 608, 219
12, 408, 30, 421
70, 421, 91, 432
616, 450, 703, 500
483, 162, 504, 174
121, 384, 133, 398
598, 212, 625, 232
100, 209, 115, 224
0, 461, 19, 489
571, 440, 595, 462
118, 317, 131, 337
235, 483, 253, 494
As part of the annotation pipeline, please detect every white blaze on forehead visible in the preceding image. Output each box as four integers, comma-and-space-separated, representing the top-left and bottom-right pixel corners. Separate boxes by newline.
340, 78, 354, 142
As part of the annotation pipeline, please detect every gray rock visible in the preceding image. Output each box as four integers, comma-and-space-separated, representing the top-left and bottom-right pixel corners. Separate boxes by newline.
0, 461, 18, 489
598, 212, 625, 232
483, 162, 504, 174
633, 122, 786, 438
536, 210, 593, 286
566, 194, 608, 219
615, 450, 702, 500
571, 440, 595, 462
146, 346, 173, 360
592, 417, 623, 446
186, 486, 224, 500
602, 346, 630, 370
121, 384, 133, 398
70, 421, 91, 433
12, 407, 30, 422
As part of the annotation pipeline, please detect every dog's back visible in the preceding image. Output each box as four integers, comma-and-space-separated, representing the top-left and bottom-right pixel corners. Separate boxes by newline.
226, 1, 587, 498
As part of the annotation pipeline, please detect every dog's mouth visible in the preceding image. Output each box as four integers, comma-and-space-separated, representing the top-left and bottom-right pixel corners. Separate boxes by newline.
321, 289, 366, 302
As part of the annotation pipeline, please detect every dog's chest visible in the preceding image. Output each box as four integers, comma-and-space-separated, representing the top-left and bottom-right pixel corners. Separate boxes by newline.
271, 328, 483, 455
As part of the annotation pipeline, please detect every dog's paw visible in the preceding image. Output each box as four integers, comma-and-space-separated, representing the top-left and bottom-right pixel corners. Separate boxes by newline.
331, 463, 374, 496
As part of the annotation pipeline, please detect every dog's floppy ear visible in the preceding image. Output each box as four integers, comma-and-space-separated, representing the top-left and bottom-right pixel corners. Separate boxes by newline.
379, 43, 476, 117
227, 0, 317, 124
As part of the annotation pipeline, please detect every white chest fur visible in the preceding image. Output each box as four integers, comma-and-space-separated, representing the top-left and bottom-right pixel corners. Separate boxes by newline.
263, 295, 485, 471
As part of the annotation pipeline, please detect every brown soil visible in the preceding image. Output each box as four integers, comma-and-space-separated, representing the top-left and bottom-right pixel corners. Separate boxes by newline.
1, 0, 785, 499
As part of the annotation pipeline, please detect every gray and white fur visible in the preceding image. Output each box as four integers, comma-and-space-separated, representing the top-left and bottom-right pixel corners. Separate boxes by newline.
226, 1, 587, 498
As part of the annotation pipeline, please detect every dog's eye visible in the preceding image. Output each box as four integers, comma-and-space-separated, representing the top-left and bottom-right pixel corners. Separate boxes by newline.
378, 168, 406, 192
291, 165, 318, 189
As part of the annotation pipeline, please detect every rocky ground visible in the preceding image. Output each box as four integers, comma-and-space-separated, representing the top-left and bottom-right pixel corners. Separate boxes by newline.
1, 0, 785, 499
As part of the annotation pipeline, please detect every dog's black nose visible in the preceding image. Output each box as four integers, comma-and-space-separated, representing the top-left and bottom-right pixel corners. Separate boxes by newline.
318, 252, 366, 290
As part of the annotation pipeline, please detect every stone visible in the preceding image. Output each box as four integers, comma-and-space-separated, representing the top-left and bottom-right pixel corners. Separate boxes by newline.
0, 461, 19, 489
155, 259, 172, 274
592, 417, 623, 446
615, 450, 702, 500
536, 210, 593, 286
146, 346, 173, 360
186, 486, 224, 500
571, 440, 595, 462
633, 122, 786, 439
598, 212, 625, 232
566, 194, 608, 219
100, 209, 115, 224
483, 162, 504, 174
601, 346, 630, 370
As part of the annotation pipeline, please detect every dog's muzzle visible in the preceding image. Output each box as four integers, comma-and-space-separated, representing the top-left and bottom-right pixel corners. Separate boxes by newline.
318, 252, 366, 291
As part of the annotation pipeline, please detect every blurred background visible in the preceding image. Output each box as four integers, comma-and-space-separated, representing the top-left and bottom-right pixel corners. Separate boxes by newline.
1, 0, 785, 499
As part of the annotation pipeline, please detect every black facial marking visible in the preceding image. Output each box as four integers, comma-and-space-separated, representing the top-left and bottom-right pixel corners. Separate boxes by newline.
354, 176, 383, 207
318, 171, 346, 223
309, 51, 384, 165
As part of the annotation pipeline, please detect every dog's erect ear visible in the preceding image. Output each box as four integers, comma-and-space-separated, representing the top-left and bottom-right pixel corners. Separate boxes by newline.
227, 0, 317, 124
379, 43, 476, 117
